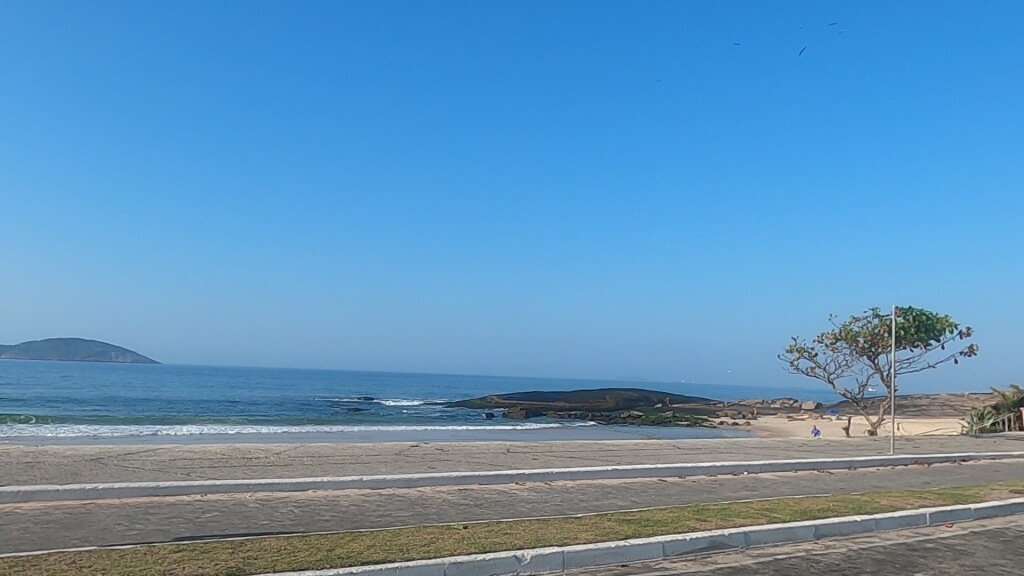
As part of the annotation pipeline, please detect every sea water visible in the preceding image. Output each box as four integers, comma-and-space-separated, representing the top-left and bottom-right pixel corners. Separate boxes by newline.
0, 360, 835, 443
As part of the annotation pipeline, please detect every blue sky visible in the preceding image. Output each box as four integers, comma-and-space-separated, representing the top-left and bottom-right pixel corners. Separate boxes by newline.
1, 1, 1021, 392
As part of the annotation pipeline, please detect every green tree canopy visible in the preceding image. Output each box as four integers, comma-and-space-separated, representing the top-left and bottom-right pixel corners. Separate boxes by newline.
779, 306, 978, 435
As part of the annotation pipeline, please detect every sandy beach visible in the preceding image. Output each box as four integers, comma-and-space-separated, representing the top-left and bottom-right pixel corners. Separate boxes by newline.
741, 415, 965, 438
716, 392, 995, 439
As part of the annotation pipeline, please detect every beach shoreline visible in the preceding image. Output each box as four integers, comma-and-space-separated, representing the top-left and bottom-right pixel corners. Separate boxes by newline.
0, 415, 968, 446
0, 423, 753, 446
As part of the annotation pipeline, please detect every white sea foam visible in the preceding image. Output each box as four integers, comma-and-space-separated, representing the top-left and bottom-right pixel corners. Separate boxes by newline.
377, 399, 428, 406
0, 421, 597, 438
316, 398, 435, 406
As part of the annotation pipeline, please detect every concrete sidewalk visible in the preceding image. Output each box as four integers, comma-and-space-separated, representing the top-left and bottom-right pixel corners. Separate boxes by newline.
576, 515, 1024, 576
3, 458, 1023, 554
2, 434, 1022, 485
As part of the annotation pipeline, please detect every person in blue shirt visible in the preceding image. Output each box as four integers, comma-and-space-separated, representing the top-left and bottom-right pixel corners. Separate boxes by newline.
811, 425, 822, 438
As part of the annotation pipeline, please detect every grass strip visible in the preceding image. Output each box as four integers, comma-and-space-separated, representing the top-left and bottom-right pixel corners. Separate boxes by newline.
3, 481, 1022, 576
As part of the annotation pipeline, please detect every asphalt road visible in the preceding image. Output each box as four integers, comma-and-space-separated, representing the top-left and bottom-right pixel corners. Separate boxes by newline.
2, 458, 1023, 554
576, 516, 1024, 576
3, 434, 1023, 484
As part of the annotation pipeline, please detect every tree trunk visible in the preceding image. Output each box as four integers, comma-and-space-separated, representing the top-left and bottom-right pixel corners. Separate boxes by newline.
855, 407, 885, 437
860, 413, 885, 436
841, 416, 852, 438
866, 420, 881, 436
872, 397, 891, 438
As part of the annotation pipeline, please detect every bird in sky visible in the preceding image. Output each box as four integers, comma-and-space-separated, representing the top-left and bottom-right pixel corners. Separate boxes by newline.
733, 42, 741, 46
828, 22, 839, 26
799, 46, 807, 56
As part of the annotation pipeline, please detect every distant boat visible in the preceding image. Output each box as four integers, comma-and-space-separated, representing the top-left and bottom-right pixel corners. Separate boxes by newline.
867, 387, 878, 392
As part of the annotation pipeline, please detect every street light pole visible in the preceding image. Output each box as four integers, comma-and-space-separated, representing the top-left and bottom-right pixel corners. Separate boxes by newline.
889, 305, 897, 455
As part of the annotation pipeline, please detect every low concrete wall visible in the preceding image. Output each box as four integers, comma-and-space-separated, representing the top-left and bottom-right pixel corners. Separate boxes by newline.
255, 498, 1024, 576
1, 451, 1022, 504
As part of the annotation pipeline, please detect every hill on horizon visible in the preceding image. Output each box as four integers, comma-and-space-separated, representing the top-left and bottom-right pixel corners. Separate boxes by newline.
0, 338, 159, 364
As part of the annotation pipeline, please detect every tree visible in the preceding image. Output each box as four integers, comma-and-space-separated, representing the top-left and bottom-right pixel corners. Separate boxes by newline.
964, 384, 1024, 434
990, 383, 1024, 417
779, 307, 978, 436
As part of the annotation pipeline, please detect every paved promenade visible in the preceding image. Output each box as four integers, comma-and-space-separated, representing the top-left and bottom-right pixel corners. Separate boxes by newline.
3, 434, 1022, 485
578, 515, 1024, 576
3, 458, 1022, 554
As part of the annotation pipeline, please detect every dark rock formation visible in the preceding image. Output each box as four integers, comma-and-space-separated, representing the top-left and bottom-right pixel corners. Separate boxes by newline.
449, 387, 720, 428
549, 408, 714, 427
448, 388, 716, 412
825, 393, 995, 418
503, 406, 546, 419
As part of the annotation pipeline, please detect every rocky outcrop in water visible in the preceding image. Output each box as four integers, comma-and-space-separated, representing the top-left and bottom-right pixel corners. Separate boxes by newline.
543, 408, 715, 427
452, 388, 719, 427
448, 388, 716, 412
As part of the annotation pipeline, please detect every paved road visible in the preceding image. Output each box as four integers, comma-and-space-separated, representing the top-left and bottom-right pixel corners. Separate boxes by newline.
577, 516, 1024, 576
3, 435, 1023, 485
2, 458, 1022, 554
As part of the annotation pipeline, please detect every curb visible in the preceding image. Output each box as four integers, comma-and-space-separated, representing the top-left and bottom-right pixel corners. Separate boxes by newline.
2, 451, 1023, 504
252, 497, 1024, 576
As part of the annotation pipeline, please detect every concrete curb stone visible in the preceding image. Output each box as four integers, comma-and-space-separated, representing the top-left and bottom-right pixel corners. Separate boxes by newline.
808, 516, 876, 539
872, 510, 929, 531
562, 540, 664, 570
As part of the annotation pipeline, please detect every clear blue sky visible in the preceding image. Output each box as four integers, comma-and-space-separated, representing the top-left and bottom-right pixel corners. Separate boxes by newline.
1, 1, 1021, 392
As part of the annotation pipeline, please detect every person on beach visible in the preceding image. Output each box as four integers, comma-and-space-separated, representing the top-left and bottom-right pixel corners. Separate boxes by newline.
811, 425, 821, 438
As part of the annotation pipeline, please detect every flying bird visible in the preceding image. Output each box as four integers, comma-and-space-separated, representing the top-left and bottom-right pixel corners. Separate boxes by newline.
799, 46, 807, 56
733, 42, 742, 46
828, 22, 838, 26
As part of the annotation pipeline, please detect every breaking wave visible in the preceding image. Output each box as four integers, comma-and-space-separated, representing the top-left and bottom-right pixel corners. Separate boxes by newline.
0, 421, 597, 438
317, 397, 439, 407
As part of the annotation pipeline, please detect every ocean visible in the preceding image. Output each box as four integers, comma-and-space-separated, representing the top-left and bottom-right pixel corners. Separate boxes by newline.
0, 360, 837, 443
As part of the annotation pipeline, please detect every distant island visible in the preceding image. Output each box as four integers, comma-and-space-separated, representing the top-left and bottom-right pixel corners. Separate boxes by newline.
0, 338, 159, 364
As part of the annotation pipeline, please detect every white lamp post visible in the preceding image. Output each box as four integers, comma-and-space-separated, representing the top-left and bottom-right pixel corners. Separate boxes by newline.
889, 305, 897, 455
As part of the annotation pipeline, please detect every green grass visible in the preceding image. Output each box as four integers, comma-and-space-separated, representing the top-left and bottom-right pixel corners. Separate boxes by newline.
3, 481, 1022, 576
